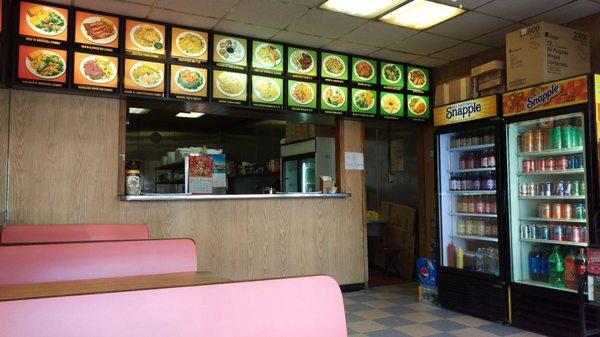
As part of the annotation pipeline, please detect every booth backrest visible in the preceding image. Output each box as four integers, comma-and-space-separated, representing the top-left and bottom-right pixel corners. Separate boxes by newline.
0, 224, 149, 243
0, 239, 197, 285
0, 276, 347, 337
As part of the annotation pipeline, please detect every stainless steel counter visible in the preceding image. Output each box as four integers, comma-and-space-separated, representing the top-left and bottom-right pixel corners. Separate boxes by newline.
120, 193, 351, 201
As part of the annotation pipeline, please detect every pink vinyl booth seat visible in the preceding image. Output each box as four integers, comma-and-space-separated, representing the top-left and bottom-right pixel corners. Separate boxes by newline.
0, 275, 347, 337
0, 224, 149, 244
0, 239, 197, 285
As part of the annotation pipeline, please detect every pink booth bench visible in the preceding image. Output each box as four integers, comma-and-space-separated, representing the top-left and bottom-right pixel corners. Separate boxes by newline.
0, 224, 149, 243
0, 276, 347, 337
0, 239, 197, 285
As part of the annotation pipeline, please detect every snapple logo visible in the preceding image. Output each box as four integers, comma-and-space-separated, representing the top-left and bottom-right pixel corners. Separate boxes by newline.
525, 83, 561, 110
446, 101, 482, 120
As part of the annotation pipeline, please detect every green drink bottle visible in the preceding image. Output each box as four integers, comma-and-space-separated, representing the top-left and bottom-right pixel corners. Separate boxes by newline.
548, 246, 565, 288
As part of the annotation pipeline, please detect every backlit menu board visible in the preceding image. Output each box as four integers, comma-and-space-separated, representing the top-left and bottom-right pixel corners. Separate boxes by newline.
287, 47, 317, 80
171, 27, 208, 64
252, 41, 283, 76
212, 70, 247, 105
350, 88, 377, 118
407, 94, 430, 119
123, 58, 165, 97
380, 62, 404, 91
287, 80, 317, 113
17, 44, 67, 87
74, 11, 119, 53
169, 65, 207, 101
351, 57, 376, 87
19, 2, 68, 45
213, 34, 247, 71
406, 66, 429, 92
251, 75, 283, 109
320, 84, 347, 115
321, 52, 348, 83
380, 92, 404, 120
125, 19, 166, 59
73, 52, 118, 93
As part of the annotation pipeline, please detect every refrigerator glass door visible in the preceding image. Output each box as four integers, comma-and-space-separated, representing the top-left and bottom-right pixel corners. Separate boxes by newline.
283, 159, 299, 192
301, 158, 316, 193
506, 112, 588, 292
438, 126, 500, 275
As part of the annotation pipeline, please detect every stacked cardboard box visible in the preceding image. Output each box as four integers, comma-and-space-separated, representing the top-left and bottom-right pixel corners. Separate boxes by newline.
434, 76, 474, 106
471, 60, 505, 97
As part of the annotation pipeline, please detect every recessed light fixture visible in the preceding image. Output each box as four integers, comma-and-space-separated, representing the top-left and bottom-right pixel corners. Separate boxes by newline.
128, 107, 150, 114
320, 0, 409, 19
380, 0, 464, 30
176, 112, 205, 118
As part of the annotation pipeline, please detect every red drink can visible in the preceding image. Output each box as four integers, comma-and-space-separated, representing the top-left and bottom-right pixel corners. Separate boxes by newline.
562, 204, 573, 219
545, 157, 555, 171
539, 203, 551, 218
572, 226, 581, 242
553, 203, 563, 219
538, 158, 547, 171
523, 159, 533, 173
557, 156, 568, 170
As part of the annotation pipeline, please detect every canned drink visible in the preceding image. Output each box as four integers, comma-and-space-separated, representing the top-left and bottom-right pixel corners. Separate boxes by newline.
523, 159, 534, 173
572, 180, 580, 196
529, 182, 537, 196
533, 130, 544, 152
538, 183, 547, 196
522, 131, 534, 152
539, 203, 551, 218
519, 183, 528, 196
562, 125, 573, 148
545, 182, 553, 196
538, 158, 547, 171
521, 225, 529, 239
572, 226, 581, 243
562, 204, 573, 219
552, 203, 563, 219
465, 219, 474, 235
575, 155, 583, 169
557, 156, 568, 170
553, 225, 564, 241
545, 157, 555, 171
580, 226, 587, 242
530, 224, 539, 239
580, 181, 587, 195
554, 181, 565, 196
540, 225, 550, 240
574, 127, 583, 147
575, 204, 586, 219
552, 126, 562, 149
565, 225, 573, 241
564, 181, 572, 196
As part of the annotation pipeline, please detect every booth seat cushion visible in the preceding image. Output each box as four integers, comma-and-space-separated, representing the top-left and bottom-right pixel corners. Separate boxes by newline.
0, 275, 347, 337
0, 224, 149, 243
0, 239, 197, 285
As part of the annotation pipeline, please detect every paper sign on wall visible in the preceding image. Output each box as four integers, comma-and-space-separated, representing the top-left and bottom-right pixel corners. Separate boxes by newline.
345, 152, 364, 170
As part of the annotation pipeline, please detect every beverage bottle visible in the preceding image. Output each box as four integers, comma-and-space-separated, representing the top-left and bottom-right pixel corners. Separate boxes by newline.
447, 241, 456, 267
468, 196, 475, 213
472, 173, 481, 190
476, 196, 484, 214
540, 248, 549, 282
529, 246, 540, 281
481, 150, 488, 168
459, 153, 466, 170
466, 173, 473, 190
476, 248, 484, 272
548, 246, 565, 288
564, 249, 577, 290
467, 152, 475, 169
576, 248, 587, 277
457, 246, 464, 269
488, 147, 496, 167
460, 174, 468, 190
457, 218, 466, 235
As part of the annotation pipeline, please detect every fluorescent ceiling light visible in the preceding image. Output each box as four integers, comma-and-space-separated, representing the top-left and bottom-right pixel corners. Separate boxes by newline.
320, 0, 408, 19
128, 107, 150, 114
380, 0, 464, 30
176, 112, 205, 118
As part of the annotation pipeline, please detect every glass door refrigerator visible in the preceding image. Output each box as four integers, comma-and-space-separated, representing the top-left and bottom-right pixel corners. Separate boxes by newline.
433, 95, 509, 322
502, 75, 599, 337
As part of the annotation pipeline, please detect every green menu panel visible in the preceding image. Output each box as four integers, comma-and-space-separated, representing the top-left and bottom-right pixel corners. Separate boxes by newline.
320, 84, 348, 115
380, 62, 404, 90
252, 41, 283, 75
407, 94, 430, 119
212, 70, 248, 104
407, 66, 429, 92
213, 34, 248, 70
251, 75, 283, 108
380, 92, 404, 119
321, 52, 348, 82
351, 88, 377, 117
351, 57, 377, 86
287, 80, 317, 111
287, 47, 317, 79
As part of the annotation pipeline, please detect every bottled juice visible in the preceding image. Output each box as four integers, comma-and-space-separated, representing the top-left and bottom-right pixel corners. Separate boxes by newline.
457, 246, 464, 269
447, 241, 456, 267
564, 249, 577, 290
549, 246, 565, 288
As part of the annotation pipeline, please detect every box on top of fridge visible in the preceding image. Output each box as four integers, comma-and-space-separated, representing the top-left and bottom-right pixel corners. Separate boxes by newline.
506, 22, 590, 91
416, 258, 437, 286
471, 60, 504, 77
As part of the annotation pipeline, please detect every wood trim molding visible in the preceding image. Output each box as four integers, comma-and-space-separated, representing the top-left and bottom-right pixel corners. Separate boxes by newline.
118, 100, 127, 196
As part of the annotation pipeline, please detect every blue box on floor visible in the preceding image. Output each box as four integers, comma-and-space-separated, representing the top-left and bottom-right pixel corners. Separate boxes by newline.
416, 258, 437, 286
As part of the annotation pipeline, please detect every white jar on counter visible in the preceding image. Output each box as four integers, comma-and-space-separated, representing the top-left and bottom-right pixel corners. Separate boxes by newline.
126, 170, 141, 195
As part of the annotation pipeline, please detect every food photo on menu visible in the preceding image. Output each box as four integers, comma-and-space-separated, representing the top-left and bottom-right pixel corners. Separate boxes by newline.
213, 70, 247, 102
18, 45, 67, 84
20, 2, 68, 41
352, 58, 376, 84
407, 67, 429, 91
124, 59, 165, 94
214, 35, 247, 67
74, 52, 118, 89
125, 19, 165, 56
288, 81, 316, 108
322, 53, 347, 81
253, 42, 283, 74
172, 27, 208, 62
287, 47, 316, 77
252, 76, 282, 106
75, 11, 119, 49
170, 65, 207, 98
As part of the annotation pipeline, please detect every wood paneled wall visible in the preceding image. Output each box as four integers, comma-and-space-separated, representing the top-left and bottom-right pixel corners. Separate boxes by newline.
3, 90, 365, 285
0, 90, 7, 224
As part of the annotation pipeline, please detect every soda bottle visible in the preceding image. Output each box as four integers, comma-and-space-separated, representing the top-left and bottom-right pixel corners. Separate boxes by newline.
576, 248, 587, 277
540, 247, 549, 282
548, 246, 565, 288
488, 147, 496, 167
447, 241, 456, 267
564, 249, 577, 290
529, 246, 540, 281
481, 150, 488, 168
457, 246, 464, 269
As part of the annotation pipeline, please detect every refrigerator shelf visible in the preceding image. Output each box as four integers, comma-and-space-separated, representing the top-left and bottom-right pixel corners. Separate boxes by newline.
451, 212, 497, 218
520, 238, 588, 247
518, 195, 586, 200
450, 234, 498, 242
450, 167, 496, 174
517, 168, 585, 176
516, 279, 577, 293
517, 146, 583, 157
448, 143, 495, 152
520, 217, 587, 223
447, 190, 497, 196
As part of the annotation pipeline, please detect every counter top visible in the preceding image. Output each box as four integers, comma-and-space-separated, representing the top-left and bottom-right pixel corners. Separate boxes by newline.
120, 193, 351, 201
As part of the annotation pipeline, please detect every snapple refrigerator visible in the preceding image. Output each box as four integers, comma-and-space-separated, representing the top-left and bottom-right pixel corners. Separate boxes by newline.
502, 74, 599, 337
434, 95, 509, 322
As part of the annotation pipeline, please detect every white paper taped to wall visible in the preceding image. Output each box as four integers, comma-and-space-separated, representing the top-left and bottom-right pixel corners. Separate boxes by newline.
344, 152, 364, 170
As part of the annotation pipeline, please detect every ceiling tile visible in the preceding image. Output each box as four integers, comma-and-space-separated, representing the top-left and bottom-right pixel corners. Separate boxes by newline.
427, 11, 511, 40
286, 8, 368, 39
430, 42, 491, 61
74, 0, 151, 18
286, 0, 324, 7
411, 56, 448, 67
272, 31, 333, 48
154, 0, 239, 18
339, 21, 418, 48
524, 0, 600, 25
369, 49, 420, 63
325, 40, 379, 56
476, 0, 571, 21
213, 20, 281, 40
390, 32, 461, 55
148, 8, 218, 29
471, 23, 524, 47
431, 0, 494, 10
224, 0, 309, 29
125, 0, 155, 5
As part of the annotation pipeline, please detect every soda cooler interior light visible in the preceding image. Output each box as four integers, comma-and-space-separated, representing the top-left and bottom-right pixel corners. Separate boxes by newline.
380, 0, 465, 30
320, 0, 408, 18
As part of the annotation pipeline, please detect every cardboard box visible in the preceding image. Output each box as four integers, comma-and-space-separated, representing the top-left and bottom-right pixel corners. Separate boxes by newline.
478, 77, 504, 91
479, 85, 505, 97
471, 60, 504, 77
506, 22, 590, 90
475, 69, 504, 83
319, 176, 336, 194
434, 76, 473, 106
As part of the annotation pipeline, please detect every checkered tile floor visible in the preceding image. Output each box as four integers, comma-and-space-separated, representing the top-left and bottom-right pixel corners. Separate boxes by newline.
344, 283, 545, 337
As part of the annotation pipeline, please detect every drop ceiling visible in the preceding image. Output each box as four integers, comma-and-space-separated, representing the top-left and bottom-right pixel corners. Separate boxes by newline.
51, 0, 600, 68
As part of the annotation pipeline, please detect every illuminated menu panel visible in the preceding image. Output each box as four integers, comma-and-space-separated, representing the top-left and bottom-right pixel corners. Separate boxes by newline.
19, 2, 68, 45
407, 94, 430, 119
17, 44, 67, 87
251, 75, 283, 109
321, 84, 347, 115
350, 88, 377, 118
73, 52, 119, 92
123, 58, 165, 97
171, 27, 208, 64
406, 66, 429, 92
74, 11, 119, 53
380, 91, 404, 120
287, 80, 317, 113
252, 41, 283, 76
212, 70, 248, 105
169, 65, 208, 101
380, 62, 404, 91
321, 52, 348, 83
287, 47, 317, 80
351, 57, 377, 87
125, 19, 166, 59
213, 34, 247, 71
